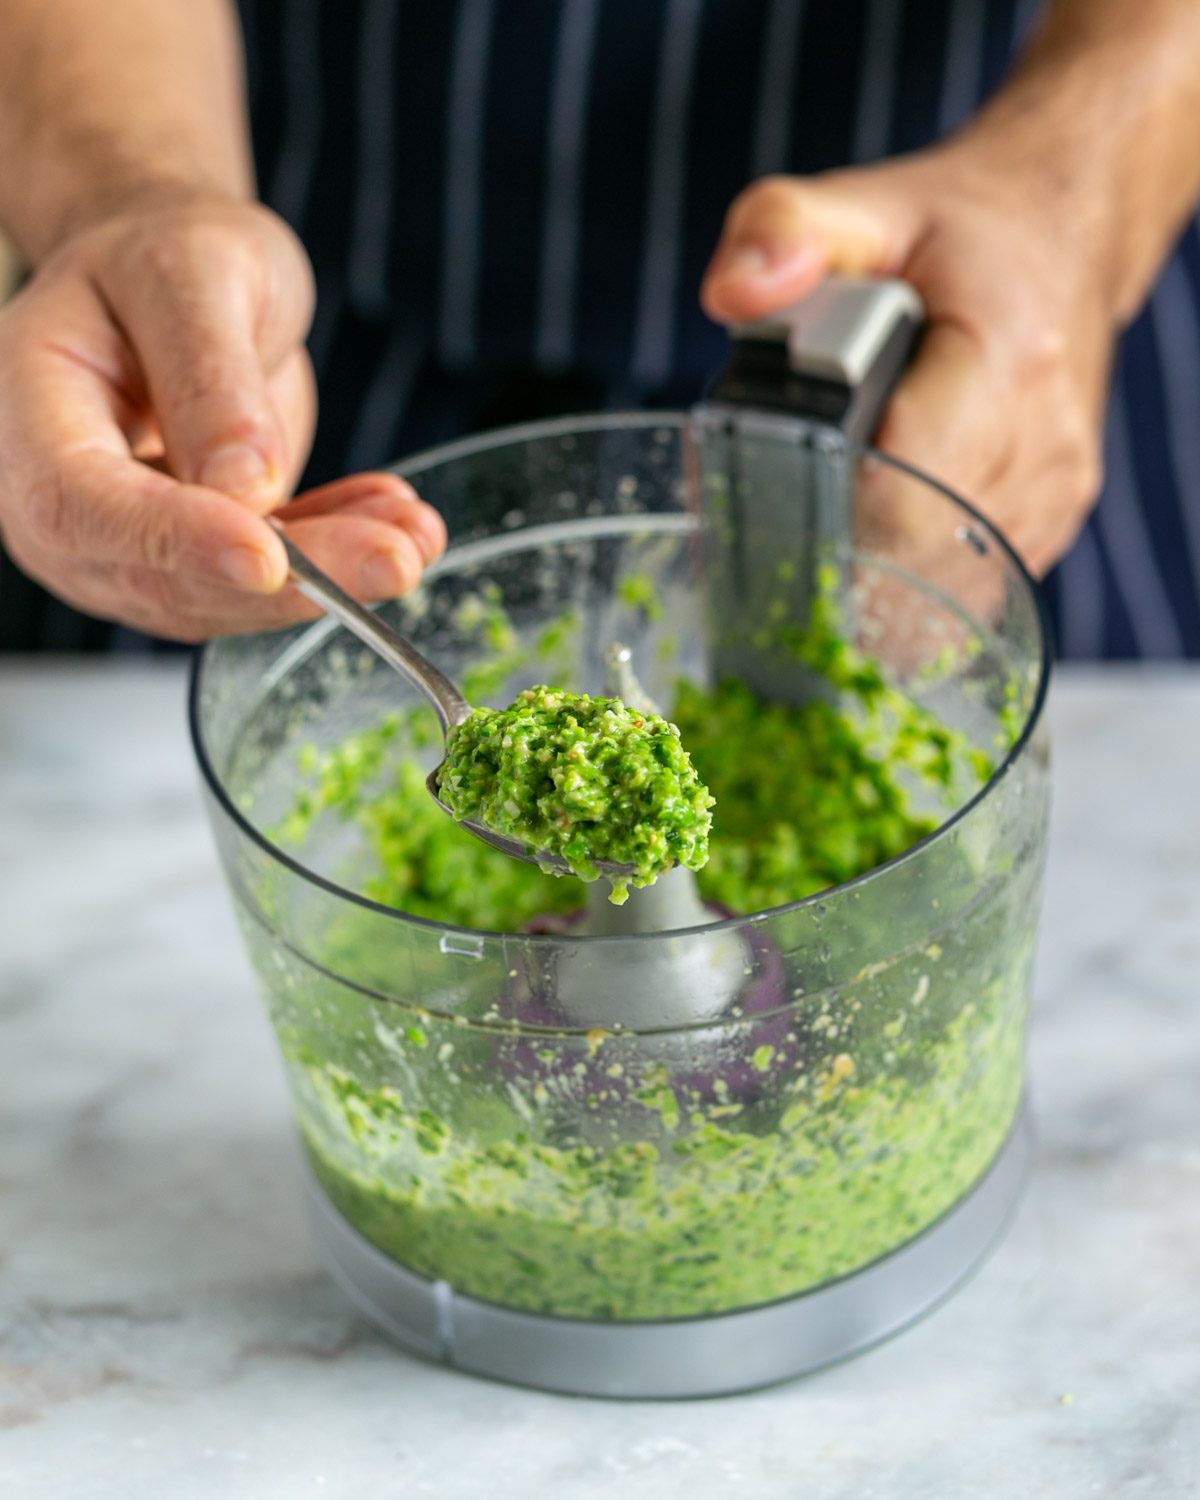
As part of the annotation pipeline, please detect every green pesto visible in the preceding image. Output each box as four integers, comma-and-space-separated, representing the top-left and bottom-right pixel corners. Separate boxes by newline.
292, 967, 1027, 1319
435, 685, 713, 902
616, 571, 665, 623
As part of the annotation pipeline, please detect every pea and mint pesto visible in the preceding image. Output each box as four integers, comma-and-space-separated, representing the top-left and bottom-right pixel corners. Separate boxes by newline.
435, 685, 713, 902
294, 982, 1028, 1320
254, 588, 1042, 1323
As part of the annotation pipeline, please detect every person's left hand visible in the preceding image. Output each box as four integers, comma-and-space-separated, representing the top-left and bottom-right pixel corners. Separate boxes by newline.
701, 144, 1120, 576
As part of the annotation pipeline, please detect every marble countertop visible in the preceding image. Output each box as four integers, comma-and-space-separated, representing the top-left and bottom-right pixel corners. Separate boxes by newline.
1, 660, 1197, 1499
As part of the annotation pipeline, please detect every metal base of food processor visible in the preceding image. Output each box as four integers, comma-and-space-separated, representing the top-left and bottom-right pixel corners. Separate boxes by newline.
303, 1103, 1032, 1400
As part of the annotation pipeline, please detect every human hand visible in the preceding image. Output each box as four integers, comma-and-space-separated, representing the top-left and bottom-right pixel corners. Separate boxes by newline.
701, 146, 1120, 576
0, 190, 445, 641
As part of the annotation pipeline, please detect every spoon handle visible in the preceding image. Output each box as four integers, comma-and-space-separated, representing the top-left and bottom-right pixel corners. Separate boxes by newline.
272, 525, 471, 732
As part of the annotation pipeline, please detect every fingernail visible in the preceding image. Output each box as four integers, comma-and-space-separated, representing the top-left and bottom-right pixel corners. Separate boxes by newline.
359, 550, 405, 598
713, 244, 770, 280
218, 545, 273, 590
201, 443, 275, 501
337, 478, 418, 510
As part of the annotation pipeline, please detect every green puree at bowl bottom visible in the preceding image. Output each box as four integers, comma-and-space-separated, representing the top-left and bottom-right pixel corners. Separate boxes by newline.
435, 684, 714, 904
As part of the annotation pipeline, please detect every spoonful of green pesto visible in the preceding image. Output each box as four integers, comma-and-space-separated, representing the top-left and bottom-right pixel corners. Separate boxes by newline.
273, 526, 712, 900
434, 684, 713, 903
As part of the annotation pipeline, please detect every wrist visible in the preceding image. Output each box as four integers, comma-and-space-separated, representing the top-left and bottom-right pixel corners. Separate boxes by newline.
39, 173, 250, 262
937, 121, 1130, 331
951, 5, 1200, 326
2, 78, 252, 262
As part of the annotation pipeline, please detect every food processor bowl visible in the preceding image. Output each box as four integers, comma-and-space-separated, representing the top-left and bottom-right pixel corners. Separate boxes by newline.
190, 413, 1050, 1398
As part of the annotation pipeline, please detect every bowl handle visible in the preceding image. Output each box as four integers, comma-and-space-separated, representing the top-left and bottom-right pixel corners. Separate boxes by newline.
708, 275, 924, 443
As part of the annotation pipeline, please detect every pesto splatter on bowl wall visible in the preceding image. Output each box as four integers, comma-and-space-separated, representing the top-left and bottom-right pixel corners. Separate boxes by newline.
190, 415, 1049, 1350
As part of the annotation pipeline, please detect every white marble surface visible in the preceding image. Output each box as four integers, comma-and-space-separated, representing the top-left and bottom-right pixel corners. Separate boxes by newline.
1, 659, 1198, 1499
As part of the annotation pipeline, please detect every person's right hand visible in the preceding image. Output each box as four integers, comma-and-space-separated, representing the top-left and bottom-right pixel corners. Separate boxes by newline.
0, 189, 446, 641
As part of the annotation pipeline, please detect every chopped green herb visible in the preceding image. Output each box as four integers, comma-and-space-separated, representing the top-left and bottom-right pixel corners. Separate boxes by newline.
435, 686, 713, 903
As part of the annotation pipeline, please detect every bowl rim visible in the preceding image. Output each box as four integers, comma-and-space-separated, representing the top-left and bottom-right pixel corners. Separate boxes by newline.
187, 410, 1052, 951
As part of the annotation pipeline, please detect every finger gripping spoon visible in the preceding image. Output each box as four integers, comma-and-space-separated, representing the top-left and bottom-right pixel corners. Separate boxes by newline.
273, 525, 639, 879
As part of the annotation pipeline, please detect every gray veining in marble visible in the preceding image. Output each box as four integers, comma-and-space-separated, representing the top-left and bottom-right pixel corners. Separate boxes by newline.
1, 660, 1198, 1499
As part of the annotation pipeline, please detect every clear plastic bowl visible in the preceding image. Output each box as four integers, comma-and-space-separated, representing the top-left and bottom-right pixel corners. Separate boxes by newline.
190, 414, 1050, 1341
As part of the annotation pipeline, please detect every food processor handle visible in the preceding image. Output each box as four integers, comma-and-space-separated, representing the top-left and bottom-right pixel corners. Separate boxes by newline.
270, 524, 473, 732
711, 275, 924, 443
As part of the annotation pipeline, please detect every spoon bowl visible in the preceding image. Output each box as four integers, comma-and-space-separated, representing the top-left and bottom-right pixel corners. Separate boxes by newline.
421, 767, 636, 877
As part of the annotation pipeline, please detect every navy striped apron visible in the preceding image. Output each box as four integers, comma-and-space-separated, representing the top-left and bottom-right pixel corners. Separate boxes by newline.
3, 0, 1198, 657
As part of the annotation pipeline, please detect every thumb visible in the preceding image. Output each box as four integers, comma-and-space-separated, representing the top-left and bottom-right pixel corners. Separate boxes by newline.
701, 172, 920, 324
100, 228, 310, 510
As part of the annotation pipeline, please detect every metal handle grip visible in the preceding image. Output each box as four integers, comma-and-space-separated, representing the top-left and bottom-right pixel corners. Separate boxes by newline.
273, 525, 471, 732
711, 275, 924, 442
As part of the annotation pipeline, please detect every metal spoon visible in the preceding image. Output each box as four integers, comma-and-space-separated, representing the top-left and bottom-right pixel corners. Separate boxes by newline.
275, 526, 637, 878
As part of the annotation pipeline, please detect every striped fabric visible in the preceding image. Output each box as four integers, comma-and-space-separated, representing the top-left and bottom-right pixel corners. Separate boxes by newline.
2, 0, 1197, 656
237, 0, 1200, 662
